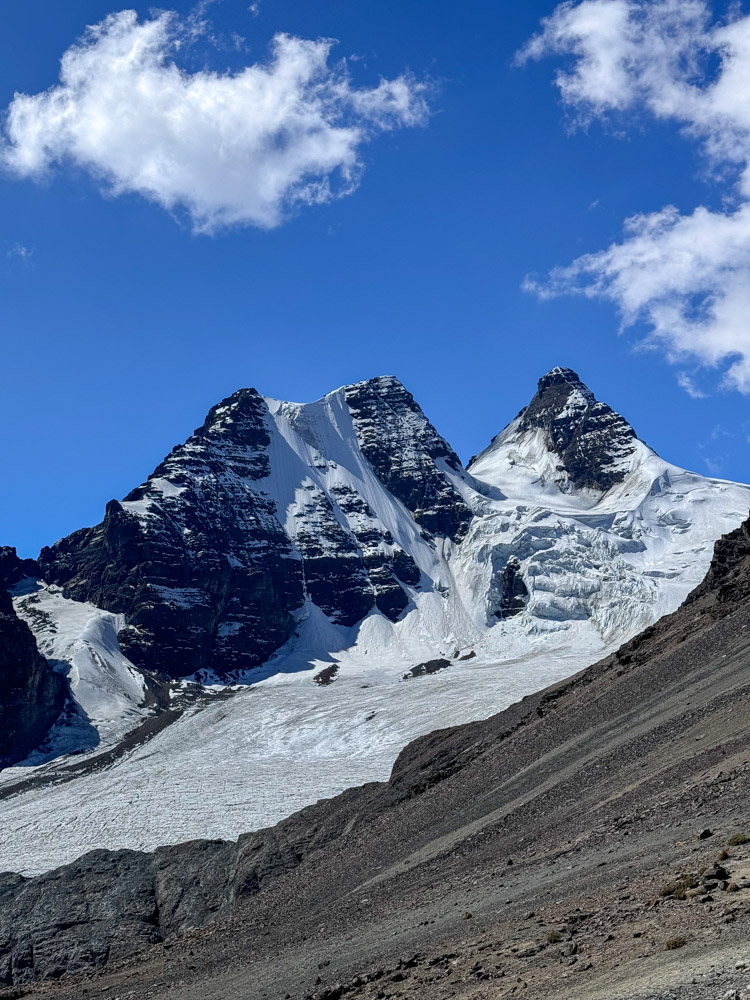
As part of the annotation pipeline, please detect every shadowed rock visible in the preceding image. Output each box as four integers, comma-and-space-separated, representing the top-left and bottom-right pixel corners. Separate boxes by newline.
0, 548, 66, 769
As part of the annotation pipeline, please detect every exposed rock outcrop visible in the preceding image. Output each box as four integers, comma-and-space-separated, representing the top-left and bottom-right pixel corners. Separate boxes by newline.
37, 378, 466, 678
516, 366, 638, 491
470, 366, 641, 494
345, 376, 471, 540
686, 514, 750, 609
0, 548, 66, 768
494, 556, 529, 619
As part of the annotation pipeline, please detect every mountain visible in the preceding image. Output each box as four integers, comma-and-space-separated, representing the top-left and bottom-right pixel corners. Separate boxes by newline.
0, 549, 66, 768
3, 501, 750, 998
37, 376, 468, 678
469, 365, 641, 494
1, 367, 749, 877
32, 368, 750, 681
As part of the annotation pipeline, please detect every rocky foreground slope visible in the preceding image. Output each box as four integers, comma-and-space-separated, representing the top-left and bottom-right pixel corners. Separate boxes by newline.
3, 516, 750, 999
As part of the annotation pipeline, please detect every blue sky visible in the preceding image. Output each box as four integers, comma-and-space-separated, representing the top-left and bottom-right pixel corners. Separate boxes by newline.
2, 0, 750, 557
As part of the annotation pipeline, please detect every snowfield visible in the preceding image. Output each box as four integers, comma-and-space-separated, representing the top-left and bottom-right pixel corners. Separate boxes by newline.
1, 374, 749, 875
9, 584, 147, 759
0, 631, 595, 876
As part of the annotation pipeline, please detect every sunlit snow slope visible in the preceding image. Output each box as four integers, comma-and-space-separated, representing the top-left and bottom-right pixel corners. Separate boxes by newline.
1, 367, 748, 875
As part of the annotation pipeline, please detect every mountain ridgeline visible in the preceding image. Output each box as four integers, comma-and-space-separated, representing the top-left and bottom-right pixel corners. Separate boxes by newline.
30, 368, 749, 682
37, 376, 470, 677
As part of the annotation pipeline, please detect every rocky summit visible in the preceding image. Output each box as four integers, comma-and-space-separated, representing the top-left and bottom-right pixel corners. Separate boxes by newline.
469, 366, 641, 493
36, 376, 460, 678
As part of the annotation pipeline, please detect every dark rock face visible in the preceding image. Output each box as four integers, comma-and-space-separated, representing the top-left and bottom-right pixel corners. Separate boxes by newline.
0, 547, 41, 591
345, 376, 471, 540
0, 548, 66, 768
494, 557, 528, 619
0, 841, 238, 985
290, 483, 374, 626
524, 367, 638, 491
686, 515, 750, 609
0, 801, 370, 986
36, 378, 461, 679
39, 390, 303, 678
327, 483, 420, 623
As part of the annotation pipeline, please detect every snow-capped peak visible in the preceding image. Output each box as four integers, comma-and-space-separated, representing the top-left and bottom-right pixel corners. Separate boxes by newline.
468, 366, 649, 504
6, 368, 750, 876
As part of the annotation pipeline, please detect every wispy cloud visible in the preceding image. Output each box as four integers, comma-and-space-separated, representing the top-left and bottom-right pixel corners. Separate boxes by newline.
697, 423, 738, 476
676, 372, 708, 399
6, 243, 33, 264
519, 0, 750, 393
1, 11, 429, 233
702, 454, 723, 476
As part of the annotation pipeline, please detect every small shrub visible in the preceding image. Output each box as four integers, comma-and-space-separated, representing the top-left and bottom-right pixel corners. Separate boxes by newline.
728, 833, 750, 846
718, 849, 731, 861
660, 876, 698, 900
665, 936, 687, 951
546, 930, 563, 944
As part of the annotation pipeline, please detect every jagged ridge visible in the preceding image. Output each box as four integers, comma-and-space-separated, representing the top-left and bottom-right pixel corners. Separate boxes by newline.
469, 366, 640, 493
37, 376, 467, 678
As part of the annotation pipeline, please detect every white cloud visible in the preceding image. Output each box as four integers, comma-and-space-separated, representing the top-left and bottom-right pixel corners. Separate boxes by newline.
676, 372, 708, 399
6, 243, 33, 262
519, 0, 750, 393
1, 10, 428, 232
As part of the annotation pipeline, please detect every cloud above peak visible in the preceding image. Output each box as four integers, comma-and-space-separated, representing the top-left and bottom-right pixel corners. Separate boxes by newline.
520, 0, 750, 393
1, 10, 429, 232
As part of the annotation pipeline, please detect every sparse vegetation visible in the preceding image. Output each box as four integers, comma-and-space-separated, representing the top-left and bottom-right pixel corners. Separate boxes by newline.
546, 930, 563, 944
718, 848, 730, 861
665, 936, 687, 950
728, 833, 750, 846
660, 876, 698, 900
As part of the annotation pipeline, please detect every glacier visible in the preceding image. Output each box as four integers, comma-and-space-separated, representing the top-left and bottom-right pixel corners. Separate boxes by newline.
0, 367, 748, 875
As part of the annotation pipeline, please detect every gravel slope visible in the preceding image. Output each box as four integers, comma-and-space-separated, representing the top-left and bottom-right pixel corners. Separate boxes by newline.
4, 520, 750, 1000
